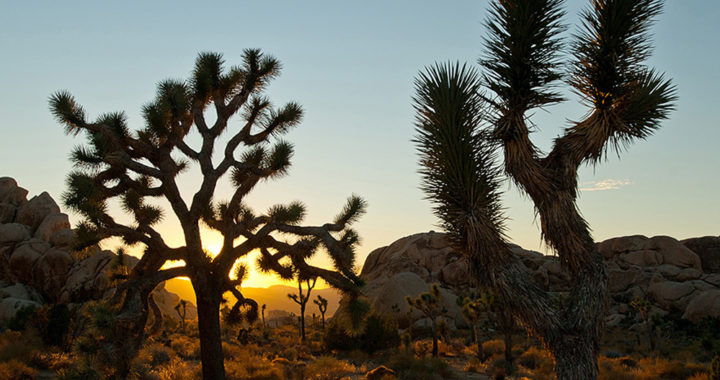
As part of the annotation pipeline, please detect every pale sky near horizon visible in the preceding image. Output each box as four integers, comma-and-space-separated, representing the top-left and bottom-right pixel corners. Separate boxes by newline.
1, 1, 718, 287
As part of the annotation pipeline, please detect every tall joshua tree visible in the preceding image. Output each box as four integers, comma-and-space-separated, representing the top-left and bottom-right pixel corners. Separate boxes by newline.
413, 1, 675, 378
288, 275, 317, 343
51, 49, 366, 379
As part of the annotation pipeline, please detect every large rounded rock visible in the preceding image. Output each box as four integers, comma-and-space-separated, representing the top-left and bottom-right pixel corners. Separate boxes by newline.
34, 213, 71, 243
643, 236, 702, 270
0, 297, 41, 322
682, 236, 720, 273
648, 281, 696, 310
15, 192, 60, 233
683, 290, 720, 322
0, 203, 16, 224
0, 223, 31, 244
59, 249, 116, 303
8, 239, 51, 283
0, 178, 28, 206
597, 235, 648, 259
0, 283, 43, 303
34, 248, 74, 301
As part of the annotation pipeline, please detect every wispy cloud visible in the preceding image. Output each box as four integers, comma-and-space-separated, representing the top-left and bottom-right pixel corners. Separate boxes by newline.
580, 179, 631, 192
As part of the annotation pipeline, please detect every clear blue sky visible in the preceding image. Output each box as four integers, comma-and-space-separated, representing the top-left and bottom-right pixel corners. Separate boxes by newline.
1, 1, 718, 285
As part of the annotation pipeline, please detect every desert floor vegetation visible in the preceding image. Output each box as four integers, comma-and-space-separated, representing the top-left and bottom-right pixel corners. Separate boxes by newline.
1, 306, 718, 380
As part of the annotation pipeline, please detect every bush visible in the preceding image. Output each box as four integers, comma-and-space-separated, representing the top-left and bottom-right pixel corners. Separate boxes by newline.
304, 356, 356, 380
6, 306, 38, 332
517, 346, 553, 371
0, 360, 38, 380
0, 330, 42, 362
385, 352, 456, 380
324, 313, 399, 353
481, 339, 505, 356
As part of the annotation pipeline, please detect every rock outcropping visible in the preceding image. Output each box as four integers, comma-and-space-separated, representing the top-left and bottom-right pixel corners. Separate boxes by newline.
358, 231, 720, 329
0, 177, 195, 323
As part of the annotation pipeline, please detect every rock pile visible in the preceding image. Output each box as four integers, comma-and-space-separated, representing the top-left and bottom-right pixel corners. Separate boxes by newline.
0, 177, 195, 323
357, 231, 720, 329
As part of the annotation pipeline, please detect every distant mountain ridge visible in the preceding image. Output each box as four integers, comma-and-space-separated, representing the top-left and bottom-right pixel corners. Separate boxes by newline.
164, 278, 342, 316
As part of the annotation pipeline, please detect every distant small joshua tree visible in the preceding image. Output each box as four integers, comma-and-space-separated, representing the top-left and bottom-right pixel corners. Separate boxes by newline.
288, 276, 317, 343
175, 300, 188, 333
261, 304, 266, 328
314, 295, 329, 330
406, 283, 447, 357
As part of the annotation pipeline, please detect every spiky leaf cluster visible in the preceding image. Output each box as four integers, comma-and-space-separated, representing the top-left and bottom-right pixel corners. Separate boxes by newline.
413, 63, 506, 250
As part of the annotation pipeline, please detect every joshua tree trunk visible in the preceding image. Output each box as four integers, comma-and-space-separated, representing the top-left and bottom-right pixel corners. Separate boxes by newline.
193, 274, 226, 380
431, 318, 439, 357
473, 323, 482, 360
300, 303, 306, 343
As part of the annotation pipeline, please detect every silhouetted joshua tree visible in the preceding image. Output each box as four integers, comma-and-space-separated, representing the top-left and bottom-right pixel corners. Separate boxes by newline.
288, 275, 317, 343
51, 50, 366, 379
414, 1, 675, 378
261, 304, 267, 329
406, 284, 447, 357
314, 295, 329, 330
175, 300, 188, 333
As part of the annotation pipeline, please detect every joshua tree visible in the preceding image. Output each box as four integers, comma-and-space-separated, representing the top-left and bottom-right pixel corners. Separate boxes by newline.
406, 284, 447, 357
261, 304, 267, 328
288, 276, 317, 343
175, 300, 188, 333
413, 1, 675, 378
314, 295, 329, 330
51, 50, 366, 379
458, 292, 484, 360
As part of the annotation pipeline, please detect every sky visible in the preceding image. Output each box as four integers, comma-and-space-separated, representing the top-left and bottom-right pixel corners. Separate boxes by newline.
1, 1, 718, 287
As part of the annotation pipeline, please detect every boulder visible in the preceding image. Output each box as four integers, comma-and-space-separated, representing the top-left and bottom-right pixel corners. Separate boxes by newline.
34, 213, 71, 243
643, 236, 702, 270
60, 249, 116, 303
647, 281, 696, 310
597, 235, 648, 259
0, 178, 28, 206
8, 239, 51, 283
0, 223, 31, 244
0, 203, 16, 224
0, 283, 43, 303
0, 297, 41, 322
15, 192, 60, 233
682, 290, 720, 322
34, 248, 74, 301
50, 229, 74, 248
366, 365, 396, 380
152, 284, 197, 321
682, 236, 720, 273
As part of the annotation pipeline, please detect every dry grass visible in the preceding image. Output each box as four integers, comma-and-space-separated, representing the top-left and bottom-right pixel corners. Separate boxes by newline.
304, 356, 357, 380
0, 359, 38, 380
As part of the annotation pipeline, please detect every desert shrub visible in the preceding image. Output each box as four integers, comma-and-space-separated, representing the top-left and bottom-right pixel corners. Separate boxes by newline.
225, 355, 283, 380
304, 356, 356, 380
136, 343, 176, 366
481, 339, 505, 356
0, 330, 42, 362
6, 306, 38, 332
385, 352, 456, 380
463, 357, 482, 373
131, 357, 200, 380
324, 313, 398, 353
169, 334, 200, 359
517, 346, 553, 371
56, 362, 102, 380
687, 373, 710, 380
635, 357, 707, 380
712, 355, 720, 380
598, 357, 636, 380
280, 347, 298, 361
0, 359, 38, 380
